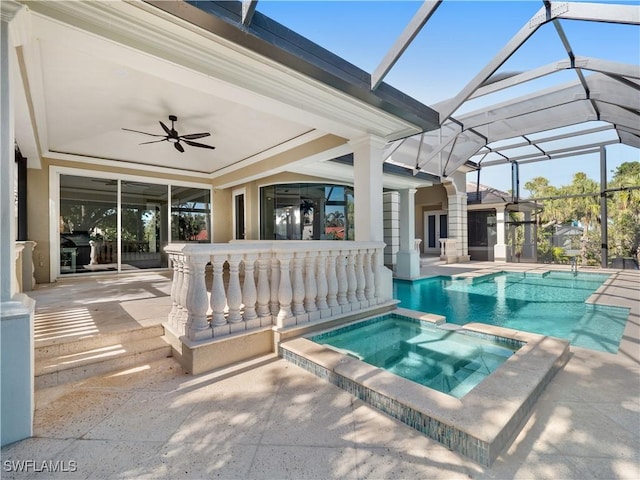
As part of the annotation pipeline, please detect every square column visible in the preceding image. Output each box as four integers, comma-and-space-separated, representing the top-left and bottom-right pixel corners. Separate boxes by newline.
1, 5, 17, 302
1, 1, 35, 448
349, 135, 392, 300
350, 135, 386, 242
396, 189, 420, 279
447, 192, 469, 262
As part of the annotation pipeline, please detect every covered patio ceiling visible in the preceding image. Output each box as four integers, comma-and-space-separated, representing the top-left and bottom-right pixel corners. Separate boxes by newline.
381, 1, 639, 180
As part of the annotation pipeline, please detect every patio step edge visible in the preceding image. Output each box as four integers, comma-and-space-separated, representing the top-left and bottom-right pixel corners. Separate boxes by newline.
35, 336, 172, 389
35, 324, 165, 360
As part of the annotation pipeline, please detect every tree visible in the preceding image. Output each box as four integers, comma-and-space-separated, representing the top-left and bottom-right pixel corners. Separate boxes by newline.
567, 172, 600, 265
608, 162, 640, 260
523, 162, 640, 266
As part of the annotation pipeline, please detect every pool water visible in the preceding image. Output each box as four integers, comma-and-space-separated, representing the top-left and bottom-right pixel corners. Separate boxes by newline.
311, 315, 520, 398
394, 271, 629, 353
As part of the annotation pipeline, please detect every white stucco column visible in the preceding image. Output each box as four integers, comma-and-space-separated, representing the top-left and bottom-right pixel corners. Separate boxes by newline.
350, 135, 386, 242
349, 135, 392, 300
494, 209, 509, 263
1, 1, 35, 448
396, 188, 420, 279
1, 3, 18, 302
443, 172, 469, 262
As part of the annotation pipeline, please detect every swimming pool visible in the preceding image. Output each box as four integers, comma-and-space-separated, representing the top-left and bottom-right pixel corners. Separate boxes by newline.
311, 314, 520, 398
394, 271, 629, 353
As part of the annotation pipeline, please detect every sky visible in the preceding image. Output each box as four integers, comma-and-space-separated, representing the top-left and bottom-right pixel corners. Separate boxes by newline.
256, 0, 639, 193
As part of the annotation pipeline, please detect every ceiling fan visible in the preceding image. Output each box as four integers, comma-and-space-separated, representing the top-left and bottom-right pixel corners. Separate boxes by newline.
122, 115, 215, 153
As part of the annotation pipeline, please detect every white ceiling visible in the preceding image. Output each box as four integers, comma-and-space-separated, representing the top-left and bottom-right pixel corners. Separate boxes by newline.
38, 39, 311, 174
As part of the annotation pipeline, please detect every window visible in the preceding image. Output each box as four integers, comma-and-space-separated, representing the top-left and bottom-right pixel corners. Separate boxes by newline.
260, 183, 354, 240
171, 186, 211, 242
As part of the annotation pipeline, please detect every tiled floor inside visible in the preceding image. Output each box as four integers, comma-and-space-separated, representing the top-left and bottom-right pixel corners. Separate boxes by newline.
2, 263, 639, 479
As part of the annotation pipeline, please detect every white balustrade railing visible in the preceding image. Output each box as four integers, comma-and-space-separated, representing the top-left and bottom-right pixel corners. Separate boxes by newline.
165, 241, 389, 341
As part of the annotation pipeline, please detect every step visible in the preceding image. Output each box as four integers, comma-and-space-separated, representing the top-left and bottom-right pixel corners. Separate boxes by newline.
35, 336, 172, 389
35, 324, 165, 360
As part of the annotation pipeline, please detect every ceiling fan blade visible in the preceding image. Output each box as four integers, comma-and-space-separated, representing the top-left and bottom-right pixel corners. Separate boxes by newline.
122, 128, 165, 137
139, 139, 167, 145
174, 142, 185, 153
159, 121, 172, 136
183, 139, 216, 150
180, 132, 211, 140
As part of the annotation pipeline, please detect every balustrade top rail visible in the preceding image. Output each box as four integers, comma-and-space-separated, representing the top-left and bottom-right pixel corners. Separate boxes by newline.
166, 240, 386, 255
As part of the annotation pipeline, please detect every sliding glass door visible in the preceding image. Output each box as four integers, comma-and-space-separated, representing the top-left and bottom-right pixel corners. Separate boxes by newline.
121, 181, 169, 270
60, 175, 118, 274
58, 173, 211, 275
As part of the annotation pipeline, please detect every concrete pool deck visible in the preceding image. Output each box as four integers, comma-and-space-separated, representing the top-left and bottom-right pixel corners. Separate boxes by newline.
1, 262, 638, 479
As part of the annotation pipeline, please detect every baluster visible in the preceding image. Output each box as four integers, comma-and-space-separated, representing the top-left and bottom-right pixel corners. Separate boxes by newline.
276, 253, 294, 327
326, 250, 339, 314
270, 257, 280, 316
346, 250, 357, 304
364, 249, 375, 301
336, 250, 348, 306
316, 250, 329, 317
291, 252, 306, 317
168, 254, 179, 330
355, 250, 366, 303
373, 248, 383, 301
185, 254, 211, 340
242, 254, 259, 328
227, 254, 243, 329
304, 251, 318, 319
256, 253, 271, 325
178, 256, 189, 335
210, 256, 227, 329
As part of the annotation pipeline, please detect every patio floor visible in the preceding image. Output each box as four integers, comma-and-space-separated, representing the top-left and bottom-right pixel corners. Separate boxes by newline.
2, 263, 639, 479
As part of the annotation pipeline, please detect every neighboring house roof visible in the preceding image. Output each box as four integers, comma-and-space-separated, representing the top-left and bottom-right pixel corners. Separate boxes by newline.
466, 182, 512, 204
554, 225, 583, 236
467, 182, 541, 212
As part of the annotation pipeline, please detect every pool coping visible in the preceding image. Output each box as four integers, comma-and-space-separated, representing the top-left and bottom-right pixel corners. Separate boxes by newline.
279, 308, 570, 467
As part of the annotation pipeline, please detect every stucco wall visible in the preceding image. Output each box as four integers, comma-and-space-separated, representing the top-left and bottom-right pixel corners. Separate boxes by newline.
212, 188, 232, 243
27, 166, 50, 284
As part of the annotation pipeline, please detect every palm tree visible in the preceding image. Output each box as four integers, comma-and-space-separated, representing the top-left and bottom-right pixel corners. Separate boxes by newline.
567, 172, 600, 265
326, 211, 345, 227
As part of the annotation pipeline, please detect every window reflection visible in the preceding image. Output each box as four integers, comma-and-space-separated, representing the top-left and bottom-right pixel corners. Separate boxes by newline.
260, 183, 354, 240
60, 175, 118, 274
171, 186, 211, 242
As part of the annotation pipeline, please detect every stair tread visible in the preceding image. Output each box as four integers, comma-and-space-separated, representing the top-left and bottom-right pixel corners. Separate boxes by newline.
35, 324, 165, 360
35, 336, 170, 376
